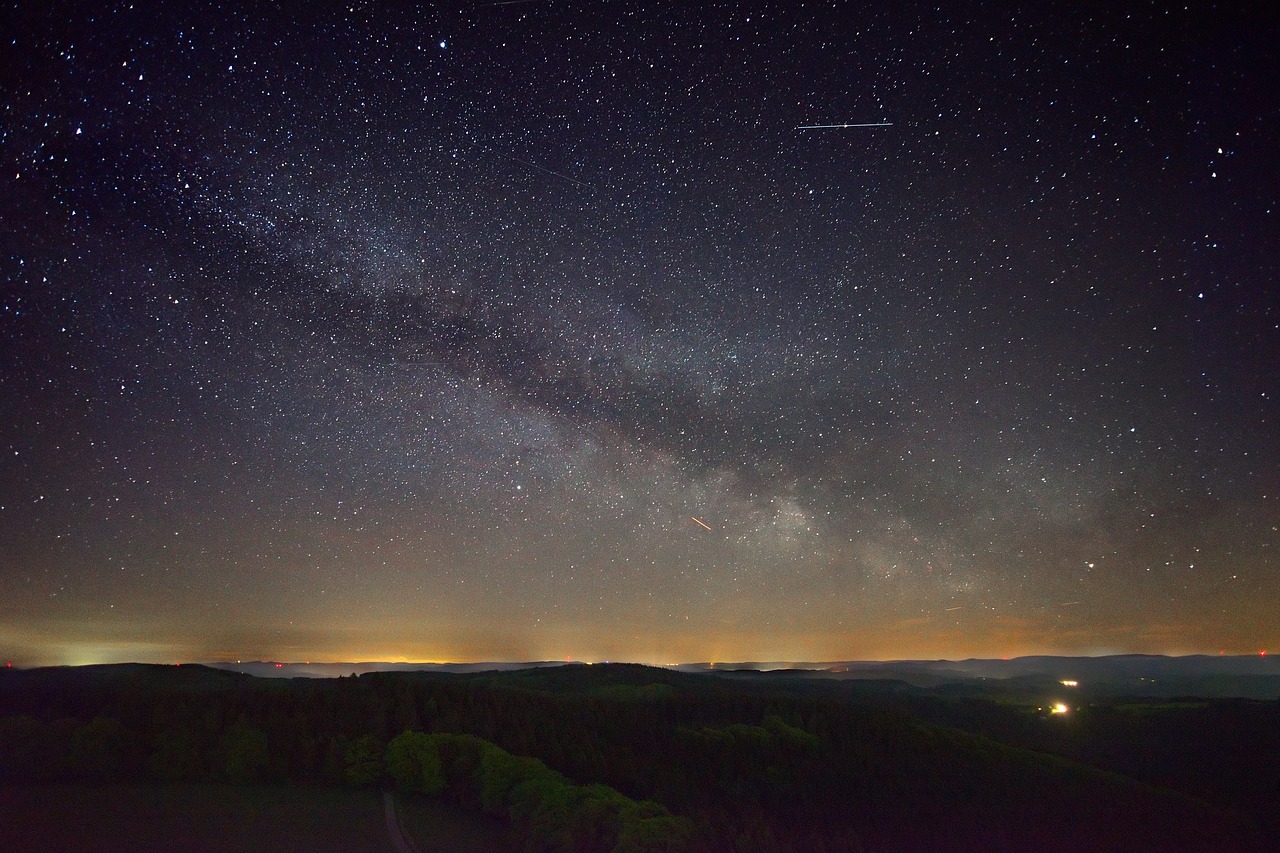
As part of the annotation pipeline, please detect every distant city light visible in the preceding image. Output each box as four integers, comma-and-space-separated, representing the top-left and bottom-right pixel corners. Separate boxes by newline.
1060, 679, 1079, 687
1050, 702, 1069, 714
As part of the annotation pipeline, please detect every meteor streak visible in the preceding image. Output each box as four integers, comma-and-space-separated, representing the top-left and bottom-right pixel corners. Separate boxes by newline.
506, 155, 595, 190
796, 122, 893, 129
690, 516, 713, 531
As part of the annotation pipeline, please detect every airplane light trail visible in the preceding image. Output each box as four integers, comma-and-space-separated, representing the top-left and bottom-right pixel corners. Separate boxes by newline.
690, 516, 713, 531
796, 122, 893, 129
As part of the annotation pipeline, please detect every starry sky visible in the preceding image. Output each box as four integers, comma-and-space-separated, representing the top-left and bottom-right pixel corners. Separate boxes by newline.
2, 1, 1277, 666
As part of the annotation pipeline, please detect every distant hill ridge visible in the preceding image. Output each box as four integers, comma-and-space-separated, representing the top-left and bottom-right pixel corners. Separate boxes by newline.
175, 654, 1277, 699
5, 654, 1275, 698
196, 652, 1278, 675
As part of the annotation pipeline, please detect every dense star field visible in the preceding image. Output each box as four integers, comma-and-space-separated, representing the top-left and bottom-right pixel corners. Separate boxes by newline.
1, 1, 1276, 666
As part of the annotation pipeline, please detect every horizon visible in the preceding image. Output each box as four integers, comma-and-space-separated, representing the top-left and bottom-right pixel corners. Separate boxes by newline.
7, 648, 1272, 671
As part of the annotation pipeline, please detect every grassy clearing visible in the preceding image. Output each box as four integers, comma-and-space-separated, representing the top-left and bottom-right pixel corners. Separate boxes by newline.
0, 784, 390, 852
395, 793, 516, 852
0, 783, 517, 852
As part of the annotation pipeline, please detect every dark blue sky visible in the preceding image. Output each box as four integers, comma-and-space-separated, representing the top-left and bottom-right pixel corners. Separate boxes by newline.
1, 0, 1275, 664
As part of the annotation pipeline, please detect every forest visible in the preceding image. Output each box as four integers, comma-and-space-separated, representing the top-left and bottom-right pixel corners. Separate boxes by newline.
0, 662, 1273, 851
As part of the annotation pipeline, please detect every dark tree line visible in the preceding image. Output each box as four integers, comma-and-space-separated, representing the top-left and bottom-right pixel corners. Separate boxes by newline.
0, 663, 1267, 852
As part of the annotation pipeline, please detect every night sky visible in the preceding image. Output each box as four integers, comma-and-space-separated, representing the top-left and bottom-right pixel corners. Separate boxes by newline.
2, 1, 1276, 667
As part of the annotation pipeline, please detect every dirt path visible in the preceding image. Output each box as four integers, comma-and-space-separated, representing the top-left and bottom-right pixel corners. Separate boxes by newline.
383, 789, 420, 853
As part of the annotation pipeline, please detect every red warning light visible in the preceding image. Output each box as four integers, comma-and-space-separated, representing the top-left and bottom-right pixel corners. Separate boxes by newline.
1262, 650, 1268, 657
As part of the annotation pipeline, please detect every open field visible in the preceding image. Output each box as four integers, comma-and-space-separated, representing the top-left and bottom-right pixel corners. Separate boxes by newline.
395, 794, 516, 852
0, 784, 390, 852
0, 784, 509, 852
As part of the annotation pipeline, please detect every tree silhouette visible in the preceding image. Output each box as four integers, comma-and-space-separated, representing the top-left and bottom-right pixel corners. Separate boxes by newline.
218, 721, 268, 783
386, 730, 444, 794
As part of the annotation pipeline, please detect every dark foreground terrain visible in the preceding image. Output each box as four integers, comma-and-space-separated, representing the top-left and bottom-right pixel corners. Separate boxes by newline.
0, 661, 1274, 851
